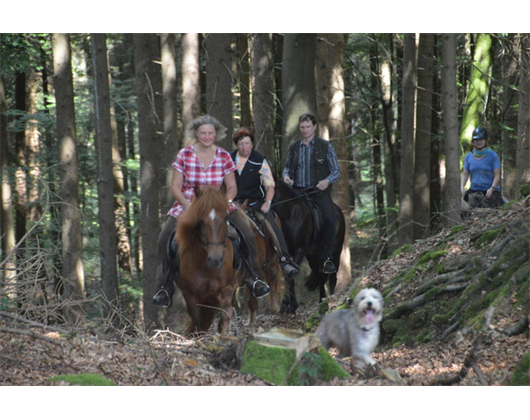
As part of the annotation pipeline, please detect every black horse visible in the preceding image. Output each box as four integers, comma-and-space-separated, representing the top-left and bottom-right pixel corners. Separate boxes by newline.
272, 178, 346, 313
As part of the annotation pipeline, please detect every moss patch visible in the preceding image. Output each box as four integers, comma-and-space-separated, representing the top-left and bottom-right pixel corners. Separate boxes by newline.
240, 340, 350, 385
509, 354, 530, 386
47, 373, 115, 386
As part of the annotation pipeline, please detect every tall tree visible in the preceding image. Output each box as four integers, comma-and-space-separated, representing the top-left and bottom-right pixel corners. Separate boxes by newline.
0, 75, 16, 297
91, 33, 119, 318
251, 33, 275, 168
413, 33, 434, 239
237, 34, 252, 128
134, 33, 161, 330
321, 33, 351, 289
459, 34, 492, 149
14, 72, 27, 249
500, 34, 519, 200
52, 33, 85, 322
380, 34, 398, 250
399, 33, 417, 245
442, 33, 461, 228
281, 34, 317, 162
204, 33, 234, 150
517, 34, 530, 188
160, 33, 178, 210
181, 33, 201, 145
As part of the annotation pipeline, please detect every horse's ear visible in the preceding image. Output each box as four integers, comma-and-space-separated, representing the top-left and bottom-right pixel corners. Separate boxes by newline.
194, 185, 202, 197
239, 199, 248, 211
220, 183, 227, 194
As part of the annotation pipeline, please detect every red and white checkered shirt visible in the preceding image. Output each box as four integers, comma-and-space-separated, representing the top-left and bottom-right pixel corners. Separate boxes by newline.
167, 145, 237, 218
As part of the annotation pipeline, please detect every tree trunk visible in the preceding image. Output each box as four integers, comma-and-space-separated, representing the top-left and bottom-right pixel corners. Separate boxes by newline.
281, 34, 317, 163
322, 33, 351, 290
460, 33, 492, 149
134, 33, 162, 330
161, 33, 179, 211
251, 33, 276, 168
399, 33, 417, 245
91, 33, 119, 318
52, 33, 85, 322
442, 33, 461, 228
0, 75, 16, 297
237, 34, 252, 129
413, 33, 434, 240
14, 72, 27, 249
181, 33, 201, 145
517, 34, 530, 188
500, 34, 519, 200
380, 34, 398, 251
205, 33, 234, 151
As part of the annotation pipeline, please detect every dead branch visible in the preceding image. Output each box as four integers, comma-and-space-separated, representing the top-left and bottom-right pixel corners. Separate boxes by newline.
0, 327, 63, 345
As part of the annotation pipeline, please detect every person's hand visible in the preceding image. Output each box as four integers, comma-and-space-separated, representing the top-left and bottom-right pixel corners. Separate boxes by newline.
316, 179, 330, 191
284, 176, 294, 186
261, 201, 271, 213
486, 187, 494, 199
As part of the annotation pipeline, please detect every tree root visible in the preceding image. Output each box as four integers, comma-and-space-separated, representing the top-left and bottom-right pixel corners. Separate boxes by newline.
431, 335, 488, 386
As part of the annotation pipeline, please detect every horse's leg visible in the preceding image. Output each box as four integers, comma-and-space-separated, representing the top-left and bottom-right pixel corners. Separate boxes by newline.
183, 295, 203, 336
217, 287, 236, 335
248, 294, 258, 332
281, 276, 298, 314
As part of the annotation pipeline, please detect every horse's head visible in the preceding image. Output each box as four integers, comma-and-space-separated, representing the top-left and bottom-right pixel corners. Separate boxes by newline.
191, 186, 230, 269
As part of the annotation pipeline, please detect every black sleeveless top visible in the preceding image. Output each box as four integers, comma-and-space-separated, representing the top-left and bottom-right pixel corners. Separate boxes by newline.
230, 149, 266, 200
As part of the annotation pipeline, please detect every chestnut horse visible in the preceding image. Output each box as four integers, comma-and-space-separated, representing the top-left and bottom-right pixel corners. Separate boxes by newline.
176, 186, 253, 335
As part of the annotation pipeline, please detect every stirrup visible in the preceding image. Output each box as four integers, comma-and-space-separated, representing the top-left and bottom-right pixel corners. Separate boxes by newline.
322, 258, 337, 274
153, 289, 172, 308
252, 279, 270, 298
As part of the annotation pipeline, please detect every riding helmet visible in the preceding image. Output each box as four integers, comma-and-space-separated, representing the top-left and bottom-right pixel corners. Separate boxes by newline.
472, 126, 488, 140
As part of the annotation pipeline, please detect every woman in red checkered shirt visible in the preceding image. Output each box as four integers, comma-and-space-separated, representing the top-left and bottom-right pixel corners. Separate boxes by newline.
153, 115, 270, 308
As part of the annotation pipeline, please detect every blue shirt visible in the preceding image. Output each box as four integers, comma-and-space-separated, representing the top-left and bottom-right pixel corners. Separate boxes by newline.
463, 150, 500, 191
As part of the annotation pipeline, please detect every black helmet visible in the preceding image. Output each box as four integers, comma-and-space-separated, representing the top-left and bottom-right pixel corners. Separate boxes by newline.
472, 126, 488, 140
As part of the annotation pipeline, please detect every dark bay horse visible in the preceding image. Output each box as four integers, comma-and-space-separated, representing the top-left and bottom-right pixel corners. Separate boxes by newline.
272, 178, 346, 313
175, 186, 254, 335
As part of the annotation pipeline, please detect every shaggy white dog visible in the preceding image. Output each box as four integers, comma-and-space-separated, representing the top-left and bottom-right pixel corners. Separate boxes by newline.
316, 288, 384, 366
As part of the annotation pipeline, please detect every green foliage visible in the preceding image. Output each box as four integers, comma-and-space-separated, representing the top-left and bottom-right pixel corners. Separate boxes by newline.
509, 354, 530, 386
47, 373, 115, 386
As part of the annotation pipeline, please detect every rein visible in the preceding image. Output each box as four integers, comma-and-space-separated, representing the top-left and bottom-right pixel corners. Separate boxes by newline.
272, 187, 320, 207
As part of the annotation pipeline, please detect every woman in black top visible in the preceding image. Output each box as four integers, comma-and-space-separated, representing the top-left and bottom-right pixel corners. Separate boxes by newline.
231, 128, 299, 279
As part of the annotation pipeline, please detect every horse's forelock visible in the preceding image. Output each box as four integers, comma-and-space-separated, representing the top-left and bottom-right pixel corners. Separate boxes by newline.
181, 186, 228, 227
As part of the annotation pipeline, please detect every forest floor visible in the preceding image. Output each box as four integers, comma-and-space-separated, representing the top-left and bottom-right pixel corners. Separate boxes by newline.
0, 200, 529, 387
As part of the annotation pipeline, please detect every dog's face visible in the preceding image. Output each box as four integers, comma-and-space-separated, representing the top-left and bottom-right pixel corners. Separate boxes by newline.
353, 288, 383, 324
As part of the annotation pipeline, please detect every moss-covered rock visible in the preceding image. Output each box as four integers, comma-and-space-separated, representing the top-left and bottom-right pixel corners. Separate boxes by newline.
240, 329, 350, 385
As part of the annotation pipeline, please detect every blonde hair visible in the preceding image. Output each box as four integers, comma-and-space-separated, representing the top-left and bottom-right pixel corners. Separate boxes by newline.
185, 115, 227, 143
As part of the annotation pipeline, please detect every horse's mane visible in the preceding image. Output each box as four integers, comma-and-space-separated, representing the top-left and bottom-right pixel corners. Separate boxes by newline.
178, 186, 229, 229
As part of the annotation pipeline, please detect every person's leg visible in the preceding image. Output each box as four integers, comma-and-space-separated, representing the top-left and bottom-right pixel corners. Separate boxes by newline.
153, 216, 178, 307
262, 210, 299, 278
227, 209, 270, 298
312, 193, 338, 273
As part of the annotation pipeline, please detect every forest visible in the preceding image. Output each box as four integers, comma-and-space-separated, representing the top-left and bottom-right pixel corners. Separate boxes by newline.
0, 33, 529, 388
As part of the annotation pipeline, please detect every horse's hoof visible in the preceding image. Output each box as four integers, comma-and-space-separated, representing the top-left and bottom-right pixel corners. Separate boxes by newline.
252, 280, 270, 298
152, 289, 172, 307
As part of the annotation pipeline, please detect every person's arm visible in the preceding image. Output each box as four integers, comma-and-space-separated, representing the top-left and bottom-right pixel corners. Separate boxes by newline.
282, 147, 294, 186
461, 169, 470, 194
260, 159, 275, 213
171, 169, 191, 211
486, 168, 501, 198
224, 171, 238, 202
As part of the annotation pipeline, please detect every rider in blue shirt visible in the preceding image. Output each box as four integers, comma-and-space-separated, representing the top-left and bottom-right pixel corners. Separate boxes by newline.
461, 127, 503, 208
